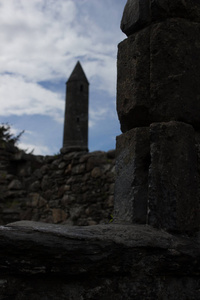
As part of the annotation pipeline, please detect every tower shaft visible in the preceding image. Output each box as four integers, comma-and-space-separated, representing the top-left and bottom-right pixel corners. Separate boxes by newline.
61, 61, 89, 153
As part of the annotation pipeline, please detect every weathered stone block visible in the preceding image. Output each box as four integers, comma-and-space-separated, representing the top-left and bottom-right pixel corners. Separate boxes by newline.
121, 0, 200, 36
0, 221, 200, 299
150, 19, 200, 128
114, 127, 150, 224
8, 179, 22, 190
118, 19, 200, 131
148, 121, 199, 232
117, 27, 150, 132
52, 208, 68, 224
151, 0, 200, 23
121, 0, 150, 36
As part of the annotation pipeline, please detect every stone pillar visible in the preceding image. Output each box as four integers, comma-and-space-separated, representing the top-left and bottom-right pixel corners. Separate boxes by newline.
114, 0, 200, 232
118, 0, 200, 131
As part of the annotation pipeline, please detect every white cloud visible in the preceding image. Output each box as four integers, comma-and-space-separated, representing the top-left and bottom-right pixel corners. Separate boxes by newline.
0, 0, 120, 81
89, 107, 109, 129
0, 0, 78, 81
0, 0, 124, 120
18, 142, 50, 156
0, 74, 64, 122
0, 124, 49, 155
0, 0, 122, 84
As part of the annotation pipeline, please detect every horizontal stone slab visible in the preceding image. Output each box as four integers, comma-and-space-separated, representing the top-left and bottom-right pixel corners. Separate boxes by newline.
0, 221, 199, 299
117, 19, 200, 131
121, 0, 200, 36
0, 221, 199, 274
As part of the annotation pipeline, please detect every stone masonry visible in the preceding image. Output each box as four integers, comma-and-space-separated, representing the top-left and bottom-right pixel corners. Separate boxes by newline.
0, 139, 115, 226
61, 61, 89, 153
118, 0, 200, 131
115, 0, 200, 233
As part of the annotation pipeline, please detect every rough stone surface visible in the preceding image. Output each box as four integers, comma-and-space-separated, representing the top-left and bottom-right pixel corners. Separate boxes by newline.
148, 121, 200, 232
8, 179, 22, 190
121, 0, 200, 36
117, 27, 150, 132
118, 18, 200, 131
150, 19, 200, 128
0, 221, 199, 299
0, 142, 115, 226
151, 0, 200, 23
114, 127, 150, 224
121, 0, 150, 36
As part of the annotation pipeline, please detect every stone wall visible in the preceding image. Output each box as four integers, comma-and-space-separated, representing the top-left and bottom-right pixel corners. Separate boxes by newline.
0, 140, 115, 226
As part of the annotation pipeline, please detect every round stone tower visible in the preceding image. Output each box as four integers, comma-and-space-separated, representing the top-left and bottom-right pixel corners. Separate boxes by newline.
61, 61, 89, 153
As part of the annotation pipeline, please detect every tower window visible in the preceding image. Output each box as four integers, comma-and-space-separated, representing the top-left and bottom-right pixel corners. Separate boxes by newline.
80, 84, 84, 92
77, 117, 80, 124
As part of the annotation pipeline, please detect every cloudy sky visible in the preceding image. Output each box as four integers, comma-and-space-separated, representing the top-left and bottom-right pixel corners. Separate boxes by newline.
0, 0, 126, 155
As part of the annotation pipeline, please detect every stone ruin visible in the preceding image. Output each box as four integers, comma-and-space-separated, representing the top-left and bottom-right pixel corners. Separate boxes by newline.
115, 0, 200, 233
0, 1, 199, 299
0, 142, 115, 226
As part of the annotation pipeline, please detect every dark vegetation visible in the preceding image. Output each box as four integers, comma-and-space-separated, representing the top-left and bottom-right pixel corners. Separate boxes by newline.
0, 123, 24, 146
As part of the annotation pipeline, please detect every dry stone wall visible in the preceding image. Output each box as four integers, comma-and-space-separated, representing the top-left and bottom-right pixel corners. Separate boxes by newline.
0, 140, 115, 226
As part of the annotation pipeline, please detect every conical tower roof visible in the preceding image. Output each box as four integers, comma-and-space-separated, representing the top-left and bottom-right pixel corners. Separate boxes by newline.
67, 61, 89, 84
